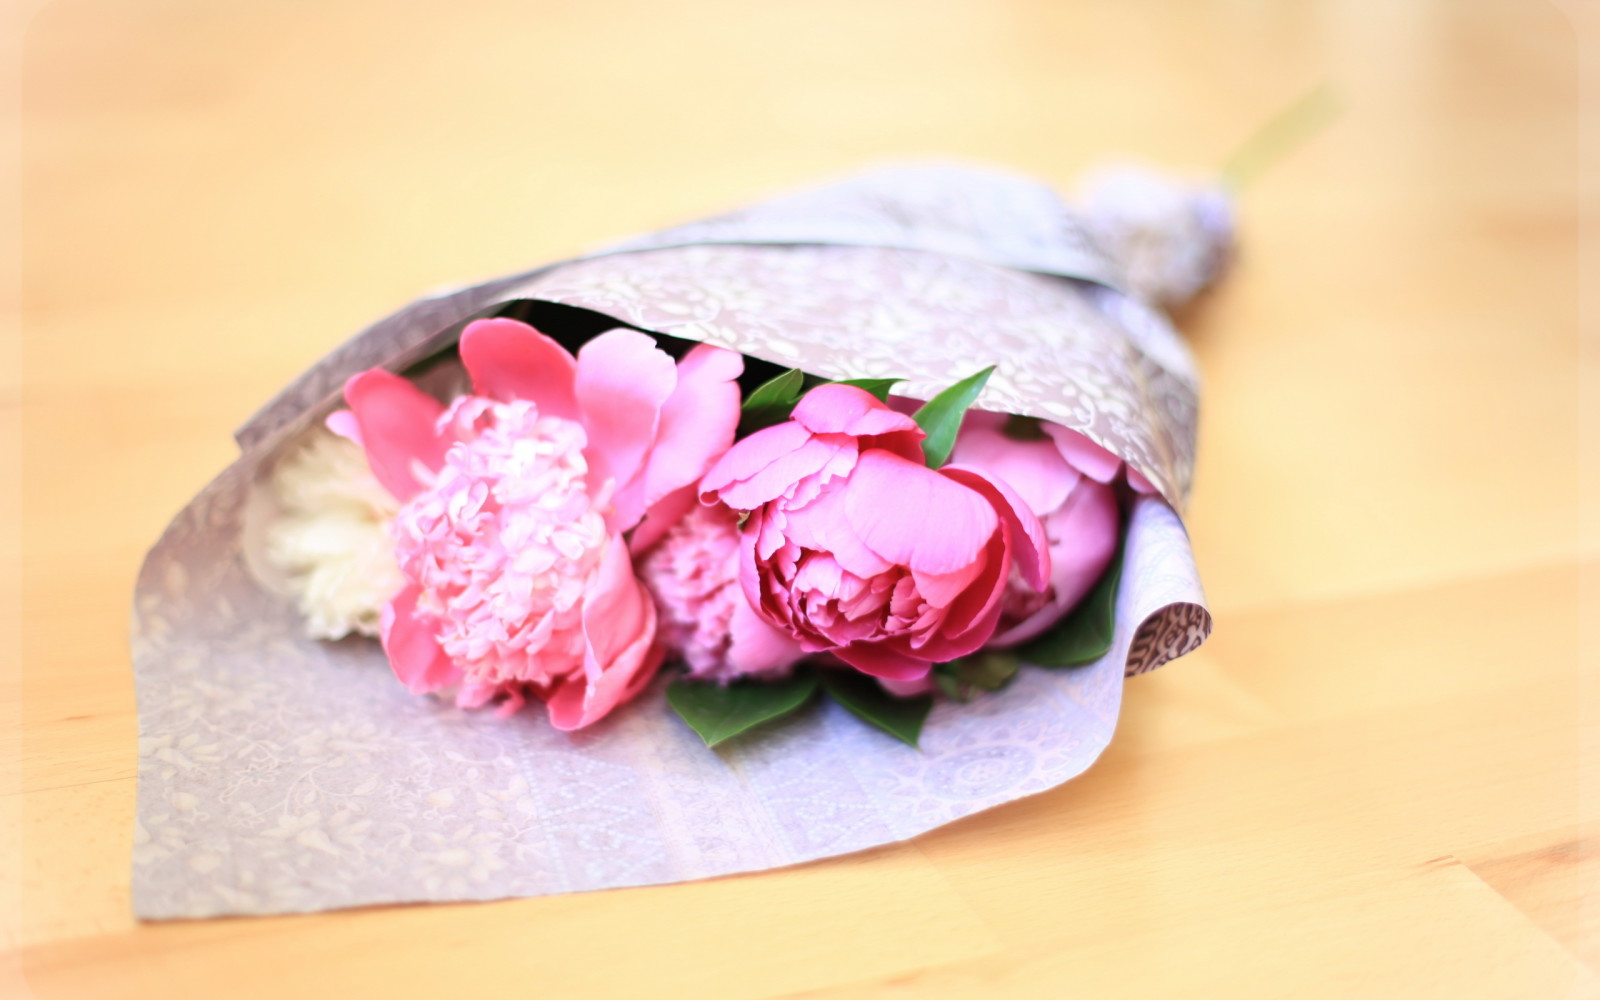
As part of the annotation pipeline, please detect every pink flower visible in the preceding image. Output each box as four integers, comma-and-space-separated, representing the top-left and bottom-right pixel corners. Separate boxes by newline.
877, 676, 936, 698
700, 384, 1049, 684
637, 503, 807, 683
950, 413, 1154, 645
331, 318, 743, 729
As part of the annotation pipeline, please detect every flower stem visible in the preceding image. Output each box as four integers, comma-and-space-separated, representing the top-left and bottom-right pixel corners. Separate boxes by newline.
1219, 83, 1343, 192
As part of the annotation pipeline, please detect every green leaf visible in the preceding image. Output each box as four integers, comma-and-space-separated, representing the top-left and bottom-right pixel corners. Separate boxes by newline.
1001, 413, 1048, 441
912, 366, 996, 468
932, 668, 969, 703
1019, 545, 1125, 668
738, 372, 905, 436
743, 367, 805, 411
831, 377, 903, 403
817, 670, 932, 748
667, 671, 819, 747
934, 650, 1021, 702
737, 368, 806, 436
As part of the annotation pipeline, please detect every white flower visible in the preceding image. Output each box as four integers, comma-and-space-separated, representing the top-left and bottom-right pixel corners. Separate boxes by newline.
263, 428, 403, 639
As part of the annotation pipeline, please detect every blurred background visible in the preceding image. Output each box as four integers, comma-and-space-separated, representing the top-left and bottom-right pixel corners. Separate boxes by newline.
16, 0, 1584, 619
9, 0, 1595, 995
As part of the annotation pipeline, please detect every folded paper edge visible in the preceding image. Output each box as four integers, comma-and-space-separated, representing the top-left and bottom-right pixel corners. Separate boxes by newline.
129, 465, 1194, 919
235, 162, 1191, 463
234, 270, 542, 453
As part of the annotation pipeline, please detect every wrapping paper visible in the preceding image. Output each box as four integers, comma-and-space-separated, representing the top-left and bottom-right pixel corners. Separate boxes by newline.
132, 163, 1212, 918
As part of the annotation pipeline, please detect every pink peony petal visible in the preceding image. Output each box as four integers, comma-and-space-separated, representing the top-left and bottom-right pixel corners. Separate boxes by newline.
324, 409, 363, 447
380, 586, 461, 694
955, 408, 1005, 430
792, 383, 925, 462
547, 532, 662, 730
639, 344, 744, 508
1128, 465, 1159, 495
542, 675, 585, 731
492, 687, 527, 719
544, 636, 661, 732
950, 423, 1080, 515
701, 423, 857, 511
790, 551, 845, 595
342, 369, 449, 501
778, 485, 895, 580
890, 531, 1008, 663
628, 484, 699, 555
727, 598, 807, 675
1042, 478, 1120, 608
454, 680, 501, 710
910, 561, 986, 608
990, 476, 1121, 646
575, 330, 678, 528
939, 465, 1051, 593
878, 675, 936, 698
792, 383, 921, 438
834, 644, 934, 682
579, 536, 659, 674
457, 318, 580, 419
741, 513, 784, 628
840, 450, 996, 575
1042, 424, 1125, 484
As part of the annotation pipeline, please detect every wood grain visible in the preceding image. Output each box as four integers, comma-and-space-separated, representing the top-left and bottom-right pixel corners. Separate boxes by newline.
7, 0, 1596, 995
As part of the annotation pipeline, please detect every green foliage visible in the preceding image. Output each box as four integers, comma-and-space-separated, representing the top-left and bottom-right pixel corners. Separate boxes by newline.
737, 370, 910, 436
817, 669, 932, 748
1001, 413, 1048, 441
667, 671, 819, 747
933, 650, 1021, 702
912, 366, 996, 468
830, 378, 903, 403
737, 368, 807, 437
1019, 546, 1125, 668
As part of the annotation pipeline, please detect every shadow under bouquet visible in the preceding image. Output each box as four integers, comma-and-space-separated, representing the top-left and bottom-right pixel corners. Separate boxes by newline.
134, 162, 1224, 918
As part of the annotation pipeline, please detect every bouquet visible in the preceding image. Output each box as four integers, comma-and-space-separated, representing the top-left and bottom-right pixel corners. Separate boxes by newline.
134, 161, 1222, 917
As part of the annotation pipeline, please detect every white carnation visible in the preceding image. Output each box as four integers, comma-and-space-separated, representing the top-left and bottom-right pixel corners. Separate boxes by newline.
263, 429, 404, 640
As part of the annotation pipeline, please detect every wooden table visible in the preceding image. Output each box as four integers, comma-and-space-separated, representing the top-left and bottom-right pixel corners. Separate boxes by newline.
8, 0, 1595, 995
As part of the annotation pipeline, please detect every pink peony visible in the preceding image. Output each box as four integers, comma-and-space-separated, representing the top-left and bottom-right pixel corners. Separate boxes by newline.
700, 383, 1049, 684
637, 503, 807, 683
950, 412, 1155, 645
330, 318, 743, 729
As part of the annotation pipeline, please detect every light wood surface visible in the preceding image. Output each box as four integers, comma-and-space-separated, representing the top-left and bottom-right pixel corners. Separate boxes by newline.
6, 0, 1597, 996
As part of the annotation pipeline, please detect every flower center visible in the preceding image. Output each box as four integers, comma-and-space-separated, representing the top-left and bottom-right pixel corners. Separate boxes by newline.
784, 552, 941, 648
392, 397, 608, 688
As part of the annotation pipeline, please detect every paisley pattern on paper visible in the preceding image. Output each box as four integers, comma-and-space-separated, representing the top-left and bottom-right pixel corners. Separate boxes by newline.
234, 163, 1199, 507
135, 474, 1197, 918
507, 243, 1196, 506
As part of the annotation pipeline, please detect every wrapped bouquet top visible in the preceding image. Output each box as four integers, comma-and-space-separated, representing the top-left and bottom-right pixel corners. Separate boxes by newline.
134, 161, 1221, 918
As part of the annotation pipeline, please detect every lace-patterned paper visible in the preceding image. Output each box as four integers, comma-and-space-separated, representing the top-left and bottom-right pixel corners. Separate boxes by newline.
133, 163, 1212, 918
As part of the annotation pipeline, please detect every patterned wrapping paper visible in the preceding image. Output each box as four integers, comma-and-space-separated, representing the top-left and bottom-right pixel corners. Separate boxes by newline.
132, 163, 1212, 918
